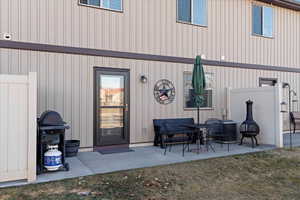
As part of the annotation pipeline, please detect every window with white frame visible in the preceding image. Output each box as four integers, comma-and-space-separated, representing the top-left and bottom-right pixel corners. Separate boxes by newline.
79, 0, 122, 11
183, 72, 213, 109
177, 0, 207, 26
252, 5, 273, 37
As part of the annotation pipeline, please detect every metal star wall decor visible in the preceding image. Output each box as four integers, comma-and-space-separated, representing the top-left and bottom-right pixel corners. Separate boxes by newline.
153, 79, 175, 105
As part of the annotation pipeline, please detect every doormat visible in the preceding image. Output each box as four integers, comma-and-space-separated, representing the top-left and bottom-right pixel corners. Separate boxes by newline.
97, 147, 134, 155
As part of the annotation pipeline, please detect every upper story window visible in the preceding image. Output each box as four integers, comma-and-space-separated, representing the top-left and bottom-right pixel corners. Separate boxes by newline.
252, 5, 273, 38
177, 0, 207, 26
79, 0, 122, 11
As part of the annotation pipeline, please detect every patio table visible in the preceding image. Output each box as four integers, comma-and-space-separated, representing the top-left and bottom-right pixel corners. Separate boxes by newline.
182, 124, 215, 154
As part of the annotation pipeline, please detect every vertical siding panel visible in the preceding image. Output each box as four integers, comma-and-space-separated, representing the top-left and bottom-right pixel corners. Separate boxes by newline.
20, 0, 29, 41
88, 7, 95, 49
147, 61, 154, 141
64, 0, 72, 46
48, 0, 56, 44
0, 0, 9, 33
130, 60, 136, 143
247, 1, 253, 64
56, 54, 64, 118
0, 50, 8, 74
145, 62, 152, 141
219, 0, 225, 62
72, 1, 80, 47
79, 56, 88, 147
56, 0, 64, 45
81, 3, 88, 48
10, 0, 19, 40
47, 53, 55, 109
73, 55, 81, 141
87, 57, 94, 147
64, 54, 72, 140
209, 0, 215, 59
136, 0, 142, 54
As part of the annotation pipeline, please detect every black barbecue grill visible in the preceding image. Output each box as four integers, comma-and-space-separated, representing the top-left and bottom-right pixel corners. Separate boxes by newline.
37, 110, 70, 174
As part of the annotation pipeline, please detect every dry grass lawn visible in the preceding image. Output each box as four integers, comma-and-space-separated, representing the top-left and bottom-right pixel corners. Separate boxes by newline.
0, 148, 300, 200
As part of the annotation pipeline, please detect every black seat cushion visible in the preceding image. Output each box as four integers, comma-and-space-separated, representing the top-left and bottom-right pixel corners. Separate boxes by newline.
164, 123, 194, 134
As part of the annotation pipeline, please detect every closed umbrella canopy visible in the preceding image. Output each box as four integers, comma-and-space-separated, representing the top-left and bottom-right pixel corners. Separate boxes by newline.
192, 55, 206, 124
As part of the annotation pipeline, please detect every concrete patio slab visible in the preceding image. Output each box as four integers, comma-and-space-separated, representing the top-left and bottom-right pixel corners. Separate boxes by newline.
283, 132, 300, 147
0, 142, 276, 188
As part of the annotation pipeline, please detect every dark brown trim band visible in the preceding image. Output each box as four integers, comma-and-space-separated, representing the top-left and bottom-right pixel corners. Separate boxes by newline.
0, 40, 300, 73
258, 0, 300, 11
0, 40, 193, 64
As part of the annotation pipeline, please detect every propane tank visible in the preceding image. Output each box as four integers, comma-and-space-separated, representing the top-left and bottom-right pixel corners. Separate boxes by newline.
44, 145, 62, 171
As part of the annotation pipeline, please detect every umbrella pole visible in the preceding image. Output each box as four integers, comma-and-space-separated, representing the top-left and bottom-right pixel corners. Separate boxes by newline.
197, 106, 200, 125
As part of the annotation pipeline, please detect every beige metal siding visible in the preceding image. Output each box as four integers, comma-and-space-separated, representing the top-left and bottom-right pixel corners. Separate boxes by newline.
0, 49, 297, 147
0, 0, 299, 68
0, 0, 299, 147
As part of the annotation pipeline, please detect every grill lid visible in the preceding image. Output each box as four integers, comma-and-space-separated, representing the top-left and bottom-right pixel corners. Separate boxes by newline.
38, 110, 66, 126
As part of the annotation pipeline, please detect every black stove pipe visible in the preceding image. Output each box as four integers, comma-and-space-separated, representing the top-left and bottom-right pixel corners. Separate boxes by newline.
246, 100, 254, 121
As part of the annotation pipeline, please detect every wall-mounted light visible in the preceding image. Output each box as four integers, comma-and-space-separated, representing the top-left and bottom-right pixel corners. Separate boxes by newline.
140, 75, 148, 83
221, 56, 225, 61
282, 82, 290, 89
2, 33, 12, 40
201, 54, 206, 59
280, 101, 287, 113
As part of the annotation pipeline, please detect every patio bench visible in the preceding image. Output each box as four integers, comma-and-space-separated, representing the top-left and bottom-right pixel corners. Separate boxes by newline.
290, 112, 300, 133
153, 118, 196, 156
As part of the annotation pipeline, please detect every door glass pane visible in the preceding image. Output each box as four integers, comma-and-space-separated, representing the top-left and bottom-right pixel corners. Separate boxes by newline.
178, 0, 191, 22
263, 7, 273, 37
100, 108, 124, 137
100, 75, 124, 106
253, 5, 262, 35
192, 0, 207, 26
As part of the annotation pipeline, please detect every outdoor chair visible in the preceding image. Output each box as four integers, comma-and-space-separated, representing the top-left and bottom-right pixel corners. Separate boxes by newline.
205, 119, 238, 152
290, 112, 300, 134
205, 118, 229, 152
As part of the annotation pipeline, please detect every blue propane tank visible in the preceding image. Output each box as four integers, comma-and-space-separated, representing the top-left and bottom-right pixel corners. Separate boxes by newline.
44, 145, 62, 171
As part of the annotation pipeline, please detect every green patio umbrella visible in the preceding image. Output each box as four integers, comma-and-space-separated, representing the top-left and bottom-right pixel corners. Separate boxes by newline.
192, 55, 206, 125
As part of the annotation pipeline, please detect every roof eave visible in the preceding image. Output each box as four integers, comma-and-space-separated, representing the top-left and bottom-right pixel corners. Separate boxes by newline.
258, 0, 300, 11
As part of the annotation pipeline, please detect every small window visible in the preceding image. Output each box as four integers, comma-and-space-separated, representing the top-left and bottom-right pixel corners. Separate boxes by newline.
259, 78, 277, 87
252, 5, 273, 37
184, 72, 213, 109
177, 0, 207, 26
79, 0, 122, 11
